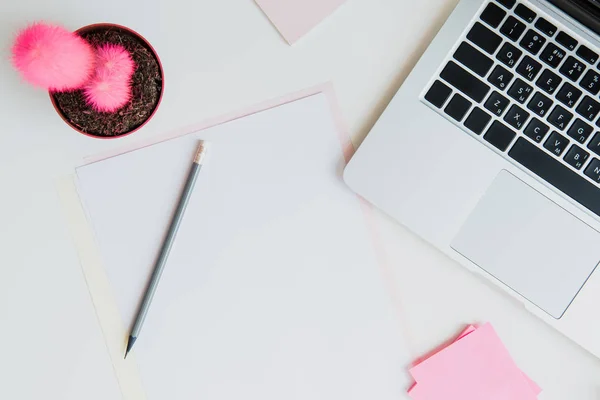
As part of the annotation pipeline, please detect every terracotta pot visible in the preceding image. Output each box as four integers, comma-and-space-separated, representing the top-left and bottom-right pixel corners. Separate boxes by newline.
49, 23, 164, 139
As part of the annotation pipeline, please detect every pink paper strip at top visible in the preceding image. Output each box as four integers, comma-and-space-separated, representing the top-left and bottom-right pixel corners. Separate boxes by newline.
255, 0, 347, 44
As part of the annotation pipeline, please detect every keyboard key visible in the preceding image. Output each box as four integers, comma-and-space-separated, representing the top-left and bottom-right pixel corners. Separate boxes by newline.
539, 42, 566, 68
496, 0, 516, 8
584, 158, 600, 183
575, 96, 600, 121
467, 22, 503, 54
496, 42, 523, 68
576, 45, 598, 64
500, 16, 527, 41
567, 119, 593, 143
587, 132, 600, 156
535, 18, 557, 37
440, 61, 491, 103
516, 56, 542, 81
464, 107, 492, 134
544, 131, 570, 156
504, 104, 529, 129
515, 3, 536, 23
556, 31, 578, 51
524, 118, 549, 142
480, 2, 507, 28
509, 137, 600, 217
535, 69, 562, 94
425, 80, 453, 108
564, 145, 590, 170
520, 29, 546, 55
487, 65, 514, 90
453, 42, 494, 77
555, 82, 582, 108
484, 91, 510, 116
444, 93, 472, 121
508, 78, 533, 103
527, 91, 552, 117
548, 105, 573, 130
559, 56, 586, 81
484, 120, 516, 151
579, 69, 600, 95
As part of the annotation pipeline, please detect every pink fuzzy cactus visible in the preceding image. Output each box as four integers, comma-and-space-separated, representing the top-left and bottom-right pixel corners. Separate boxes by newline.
84, 44, 135, 112
11, 22, 94, 91
83, 71, 132, 113
94, 44, 135, 80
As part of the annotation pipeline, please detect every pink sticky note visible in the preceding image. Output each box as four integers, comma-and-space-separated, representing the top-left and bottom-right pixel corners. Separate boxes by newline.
409, 325, 541, 396
408, 323, 539, 399
255, 0, 347, 44
455, 326, 540, 395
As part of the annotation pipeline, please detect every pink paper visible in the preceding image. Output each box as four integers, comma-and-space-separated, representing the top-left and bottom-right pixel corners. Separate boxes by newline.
408, 323, 540, 400
255, 0, 347, 44
410, 325, 541, 396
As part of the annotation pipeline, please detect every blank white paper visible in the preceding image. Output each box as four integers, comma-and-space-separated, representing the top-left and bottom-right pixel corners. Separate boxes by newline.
76, 93, 408, 400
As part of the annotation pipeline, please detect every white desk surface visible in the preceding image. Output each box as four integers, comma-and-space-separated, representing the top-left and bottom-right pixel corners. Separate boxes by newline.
2, 0, 600, 398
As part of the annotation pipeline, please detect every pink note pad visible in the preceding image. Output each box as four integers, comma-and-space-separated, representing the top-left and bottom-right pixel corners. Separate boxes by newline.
255, 0, 347, 44
408, 323, 540, 400
412, 325, 540, 394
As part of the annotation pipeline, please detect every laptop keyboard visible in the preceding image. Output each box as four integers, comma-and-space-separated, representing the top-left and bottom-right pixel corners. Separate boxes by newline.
422, 0, 600, 218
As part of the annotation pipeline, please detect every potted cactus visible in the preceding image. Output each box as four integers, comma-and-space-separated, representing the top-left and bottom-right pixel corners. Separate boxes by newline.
11, 22, 164, 138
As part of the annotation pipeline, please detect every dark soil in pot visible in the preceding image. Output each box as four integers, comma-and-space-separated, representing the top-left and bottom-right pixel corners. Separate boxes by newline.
51, 25, 163, 138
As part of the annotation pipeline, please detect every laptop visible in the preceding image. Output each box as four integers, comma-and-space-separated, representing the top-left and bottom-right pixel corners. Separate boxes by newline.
344, 0, 600, 356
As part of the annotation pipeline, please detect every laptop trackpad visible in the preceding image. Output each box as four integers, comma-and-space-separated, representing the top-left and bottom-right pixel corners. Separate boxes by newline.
451, 170, 600, 319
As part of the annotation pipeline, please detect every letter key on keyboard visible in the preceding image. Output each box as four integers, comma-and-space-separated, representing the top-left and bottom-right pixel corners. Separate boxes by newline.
524, 118, 549, 142
527, 92, 552, 117
496, 42, 523, 68
484, 91, 510, 116
548, 105, 573, 130
567, 119, 593, 144
575, 96, 600, 121
536, 69, 562, 94
488, 65, 514, 90
517, 56, 542, 81
564, 145, 590, 170
544, 131, 570, 157
584, 159, 600, 183
508, 78, 533, 103
555, 82, 582, 108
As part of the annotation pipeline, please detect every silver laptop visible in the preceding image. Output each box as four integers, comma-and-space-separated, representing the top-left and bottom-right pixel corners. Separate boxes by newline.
344, 0, 600, 356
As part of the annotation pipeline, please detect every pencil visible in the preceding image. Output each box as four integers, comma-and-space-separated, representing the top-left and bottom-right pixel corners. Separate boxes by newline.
125, 141, 208, 359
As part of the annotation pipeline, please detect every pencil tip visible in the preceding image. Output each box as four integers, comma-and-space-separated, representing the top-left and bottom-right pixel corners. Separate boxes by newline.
125, 335, 137, 359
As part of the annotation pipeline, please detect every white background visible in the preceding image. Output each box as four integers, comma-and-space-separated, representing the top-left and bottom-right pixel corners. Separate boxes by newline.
2, 0, 600, 398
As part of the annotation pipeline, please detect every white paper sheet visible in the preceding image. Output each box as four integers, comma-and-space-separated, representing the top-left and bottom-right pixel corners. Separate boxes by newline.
0, 177, 121, 400
76, 93, 408, 399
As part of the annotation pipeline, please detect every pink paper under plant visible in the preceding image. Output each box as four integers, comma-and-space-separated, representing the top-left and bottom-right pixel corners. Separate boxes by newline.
11, 22, 94, 91
84, 44, 136, 112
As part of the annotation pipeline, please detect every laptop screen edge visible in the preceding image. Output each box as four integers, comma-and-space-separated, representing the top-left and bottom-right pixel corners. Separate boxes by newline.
545, 0, 600, 35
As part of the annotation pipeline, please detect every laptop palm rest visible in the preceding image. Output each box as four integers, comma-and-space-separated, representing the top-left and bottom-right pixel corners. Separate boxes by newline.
451, 170, 600, 319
